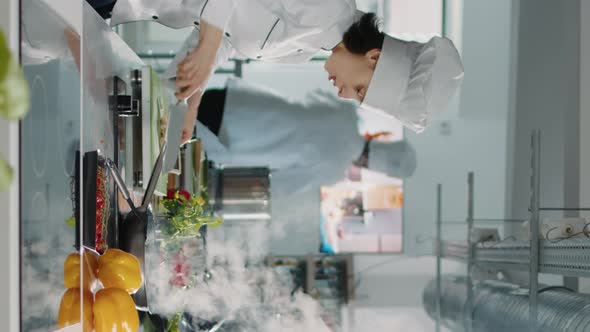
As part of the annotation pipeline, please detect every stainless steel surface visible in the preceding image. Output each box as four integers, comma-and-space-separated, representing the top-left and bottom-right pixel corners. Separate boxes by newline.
209, 167, 271, 223
82, 2, 144, 157
140, 66, 152, 189
423, 275, 590, 332
106, 158, 133, 203
432, 134, 590, 332
529, 130, 541, 330
435, 184, 442, 332
163, 99, 188, 174
140, 143, 166, 210
466, 173, 475, 332
439, 239, 590, 278
177, 139, 204, 194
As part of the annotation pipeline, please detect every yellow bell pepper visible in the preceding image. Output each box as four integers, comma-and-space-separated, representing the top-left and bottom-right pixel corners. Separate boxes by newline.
57, 288, 93, 332
98, 248, 142, 294
93, 288, 139, 332
64, 250, 99, 290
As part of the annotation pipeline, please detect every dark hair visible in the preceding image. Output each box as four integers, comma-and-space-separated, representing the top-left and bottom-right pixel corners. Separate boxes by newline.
342, 13, 385, 55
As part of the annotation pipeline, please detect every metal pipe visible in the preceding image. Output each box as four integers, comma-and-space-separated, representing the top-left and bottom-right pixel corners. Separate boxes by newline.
423, 275, 590, 332
136, 53, 328, 61
529, 131, 541, 330
436, 184, 442, 332
466, 173, 475, 332
234, 60, 243, 78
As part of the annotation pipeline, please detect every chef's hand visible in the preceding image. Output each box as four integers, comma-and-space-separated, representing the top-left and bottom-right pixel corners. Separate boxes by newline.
175, 47, 214, 100
175, 19, 224, 100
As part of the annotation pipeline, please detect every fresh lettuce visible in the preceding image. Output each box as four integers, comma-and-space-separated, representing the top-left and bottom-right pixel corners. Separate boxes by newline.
0, 30, 30, 191
0, 31, 29, 120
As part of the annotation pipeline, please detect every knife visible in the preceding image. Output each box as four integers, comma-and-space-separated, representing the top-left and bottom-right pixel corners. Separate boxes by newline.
163, 97, 188, 174
163, 67, 206, 174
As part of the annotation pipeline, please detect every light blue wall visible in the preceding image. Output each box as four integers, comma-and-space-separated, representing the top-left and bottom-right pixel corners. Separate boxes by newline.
348, 1, 520, 316
404, 0, 516, 256
508, 0, 581, 222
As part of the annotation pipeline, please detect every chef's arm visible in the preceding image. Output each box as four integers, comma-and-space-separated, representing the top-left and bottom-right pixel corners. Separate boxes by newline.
176, 0, 237, 96
195, 18, 225, 60
199, 0, 236, 31
176, 19, 225, 142
175, 19, 224, 100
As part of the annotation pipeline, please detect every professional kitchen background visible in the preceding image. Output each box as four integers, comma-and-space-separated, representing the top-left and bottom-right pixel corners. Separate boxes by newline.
113, 0, 450, 328
2, 0, 590, 331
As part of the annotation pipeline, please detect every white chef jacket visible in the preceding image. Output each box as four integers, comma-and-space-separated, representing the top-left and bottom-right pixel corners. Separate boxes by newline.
195, 78, 415, 254
110, 0, 360, 63
195, 78, 361, 254
197, 78, 363, 193
110, 1, 462, 133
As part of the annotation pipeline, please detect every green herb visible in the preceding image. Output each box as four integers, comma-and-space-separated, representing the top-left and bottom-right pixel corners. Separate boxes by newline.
166, 312, 183, 332
162, 189, 223, 238
64, 216, 76, 228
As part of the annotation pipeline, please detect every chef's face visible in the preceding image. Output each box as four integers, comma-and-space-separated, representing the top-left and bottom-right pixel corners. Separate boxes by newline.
324, 43, 380, 102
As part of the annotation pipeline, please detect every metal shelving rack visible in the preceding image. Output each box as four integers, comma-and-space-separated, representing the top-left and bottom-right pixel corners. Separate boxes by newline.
433, 130, 590, 332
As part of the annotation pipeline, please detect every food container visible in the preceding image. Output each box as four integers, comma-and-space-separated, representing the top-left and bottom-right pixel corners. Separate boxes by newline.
144, 214, 207, 314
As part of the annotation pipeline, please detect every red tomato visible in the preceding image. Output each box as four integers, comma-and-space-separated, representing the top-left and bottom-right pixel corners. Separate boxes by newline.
169, 253, 190, 287
166, 189, 192, 201
166, 188, 176, 200
177, 190, 191, 201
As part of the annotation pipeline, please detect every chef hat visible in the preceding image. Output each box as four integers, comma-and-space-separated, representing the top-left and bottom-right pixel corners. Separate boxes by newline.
367, 140, 417, 179
361, 35, 464, 133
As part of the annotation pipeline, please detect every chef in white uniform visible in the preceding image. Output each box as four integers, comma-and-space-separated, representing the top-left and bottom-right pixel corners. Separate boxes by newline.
109, 0, 464, 142
194, 78, 416, 254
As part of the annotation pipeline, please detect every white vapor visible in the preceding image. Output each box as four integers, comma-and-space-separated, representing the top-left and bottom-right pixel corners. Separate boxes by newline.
21, 232, 75, 332
145, 221, 333, 331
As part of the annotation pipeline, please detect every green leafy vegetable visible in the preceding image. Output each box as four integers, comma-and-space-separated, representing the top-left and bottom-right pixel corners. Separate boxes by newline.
166, 312, 182, 332
162, 189, 223, 238
0, 31, 30, 120
0, 30, 30, 192
0, 31, 10, 80
64, 216, 76, 228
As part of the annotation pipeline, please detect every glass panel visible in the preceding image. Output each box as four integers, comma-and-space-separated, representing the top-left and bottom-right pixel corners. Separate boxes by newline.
20, 0, 82, 330
81, 0, 145, 253
81, 2, 147, 331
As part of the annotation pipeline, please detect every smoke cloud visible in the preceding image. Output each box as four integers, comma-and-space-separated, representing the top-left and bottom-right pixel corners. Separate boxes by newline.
145, 220, 332, 331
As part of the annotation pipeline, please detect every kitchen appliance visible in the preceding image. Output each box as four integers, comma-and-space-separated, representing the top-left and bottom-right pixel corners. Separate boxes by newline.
207, 166, 271, 224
